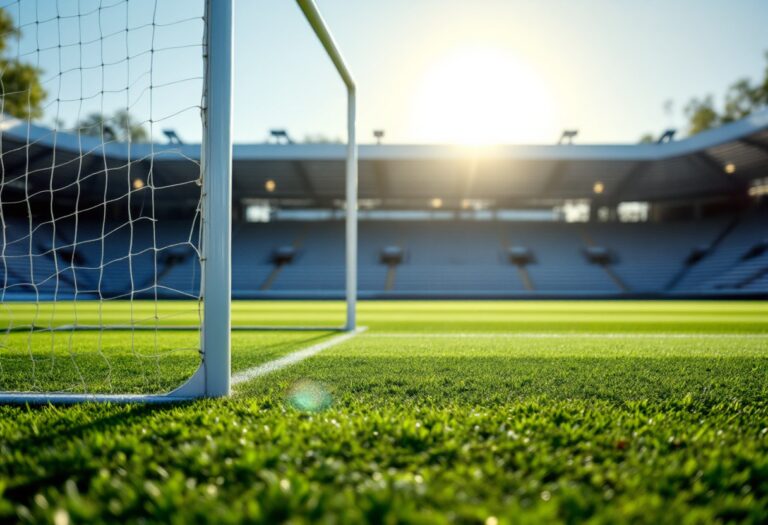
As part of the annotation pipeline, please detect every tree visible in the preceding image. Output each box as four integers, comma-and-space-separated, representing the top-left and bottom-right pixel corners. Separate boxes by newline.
0, 7, 17, 55
113, 109, 148, 142
77, 109, 148, 142
684, 51, 768, 135
722, 76, 767, 123
684, 96, 720, 135
0, 8, 46, 120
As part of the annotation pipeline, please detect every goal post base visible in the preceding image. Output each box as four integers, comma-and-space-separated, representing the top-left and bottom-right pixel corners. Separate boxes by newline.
0, 362, 210, 404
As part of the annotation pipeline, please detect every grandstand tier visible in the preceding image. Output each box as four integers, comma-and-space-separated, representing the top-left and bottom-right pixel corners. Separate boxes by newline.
3, 206, 767, 299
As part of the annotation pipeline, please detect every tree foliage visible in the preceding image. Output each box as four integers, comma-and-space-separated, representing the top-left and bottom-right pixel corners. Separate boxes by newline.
685, 51, 768, 135
77, 109, 148, 143
684, 96, 720, 135
0, 8, 46, 120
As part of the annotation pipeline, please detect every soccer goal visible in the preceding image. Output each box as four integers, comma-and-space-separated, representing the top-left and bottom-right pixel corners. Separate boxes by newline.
0, 0, 357, 403
0, 0, 234, 403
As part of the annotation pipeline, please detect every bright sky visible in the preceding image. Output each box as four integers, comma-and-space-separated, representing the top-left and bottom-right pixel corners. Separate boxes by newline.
10, 0, 768, 145
238, 0, 768, 145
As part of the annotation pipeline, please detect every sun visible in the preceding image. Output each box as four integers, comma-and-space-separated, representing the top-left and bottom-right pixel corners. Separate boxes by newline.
410, 46, 557, 145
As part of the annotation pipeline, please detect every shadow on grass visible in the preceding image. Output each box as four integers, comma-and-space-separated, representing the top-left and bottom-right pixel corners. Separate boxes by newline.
1, 402, 192, 502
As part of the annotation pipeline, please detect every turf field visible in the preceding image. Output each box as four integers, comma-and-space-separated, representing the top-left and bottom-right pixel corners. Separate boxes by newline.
1, 301, 767, 523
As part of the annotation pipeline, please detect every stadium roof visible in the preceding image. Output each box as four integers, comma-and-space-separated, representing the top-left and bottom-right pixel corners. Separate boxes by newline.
2, 109, 768, 207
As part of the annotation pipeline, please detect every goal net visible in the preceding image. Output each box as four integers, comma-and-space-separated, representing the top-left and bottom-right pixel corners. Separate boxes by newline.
0, 0, 232, 401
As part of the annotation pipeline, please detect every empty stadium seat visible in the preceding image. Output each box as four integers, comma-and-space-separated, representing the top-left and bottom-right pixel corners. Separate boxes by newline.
3, 210, 767, 299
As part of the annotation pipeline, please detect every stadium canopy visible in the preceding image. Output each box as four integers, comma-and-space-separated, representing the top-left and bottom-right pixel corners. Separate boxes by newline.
2, 109, 768, 208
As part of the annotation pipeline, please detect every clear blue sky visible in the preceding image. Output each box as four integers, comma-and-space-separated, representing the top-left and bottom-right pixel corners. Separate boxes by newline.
11, 0, 768, 145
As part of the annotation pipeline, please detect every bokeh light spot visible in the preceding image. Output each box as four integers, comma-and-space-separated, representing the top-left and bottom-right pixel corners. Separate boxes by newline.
287, 379, 332, 412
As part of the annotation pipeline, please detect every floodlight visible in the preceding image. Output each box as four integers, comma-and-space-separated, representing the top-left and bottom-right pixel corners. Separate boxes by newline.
558, 129, 578, 145
657, 129, 676, 143
270, 129, 294, 144
163, 129, 184, 144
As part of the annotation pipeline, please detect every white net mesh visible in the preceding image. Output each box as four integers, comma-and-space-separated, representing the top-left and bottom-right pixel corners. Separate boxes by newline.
0, 0, 206, 395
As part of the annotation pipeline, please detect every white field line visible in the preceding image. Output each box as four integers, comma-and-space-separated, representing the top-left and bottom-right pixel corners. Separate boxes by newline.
231, 327, 367, 386
362, 332, 768, 339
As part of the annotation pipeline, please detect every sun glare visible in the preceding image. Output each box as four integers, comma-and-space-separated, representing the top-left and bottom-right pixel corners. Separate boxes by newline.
410, 47, 557, 145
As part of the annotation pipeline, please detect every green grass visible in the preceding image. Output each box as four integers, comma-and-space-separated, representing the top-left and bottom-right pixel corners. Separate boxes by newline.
0, 330, 335, 394
4, 300, 767, 332
0, 301, 767, 523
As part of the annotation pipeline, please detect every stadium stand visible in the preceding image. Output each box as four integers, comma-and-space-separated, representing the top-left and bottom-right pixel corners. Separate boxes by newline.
4, 210, 767, 299
672, 206, 768, 293
2, 110, 768, 299
585, 217, 732, 292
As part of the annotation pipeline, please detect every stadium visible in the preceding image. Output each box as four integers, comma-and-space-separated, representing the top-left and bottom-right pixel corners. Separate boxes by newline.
3, 110, 768, 301
1, 0, 767, 523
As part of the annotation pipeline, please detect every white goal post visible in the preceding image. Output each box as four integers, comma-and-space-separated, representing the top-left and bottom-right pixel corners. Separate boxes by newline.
200, 0, 234, 398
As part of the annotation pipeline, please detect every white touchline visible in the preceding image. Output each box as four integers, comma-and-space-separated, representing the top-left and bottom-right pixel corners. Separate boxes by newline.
231, 327, 368, 386
363, 332, 768, 339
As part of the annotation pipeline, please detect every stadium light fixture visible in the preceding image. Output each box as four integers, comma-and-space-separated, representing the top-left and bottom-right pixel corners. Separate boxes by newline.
558, 130, 578, 145
593, 181, 605, 194
270, 129, 294, 144
657, 129, 676, 143
431, 197, 443, 209
724, 163, 736, 174
373, 129, 385, 144
163, 129, 184, 144
132, 178, 145, 190
265, 179, 277, 192
656, 129, 677, 144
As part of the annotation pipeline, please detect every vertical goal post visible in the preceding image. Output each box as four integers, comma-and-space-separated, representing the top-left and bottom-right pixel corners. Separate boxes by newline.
201, 0, 235, 398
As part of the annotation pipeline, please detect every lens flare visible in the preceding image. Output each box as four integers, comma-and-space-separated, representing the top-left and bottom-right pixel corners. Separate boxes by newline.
287, 379, 332, 412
